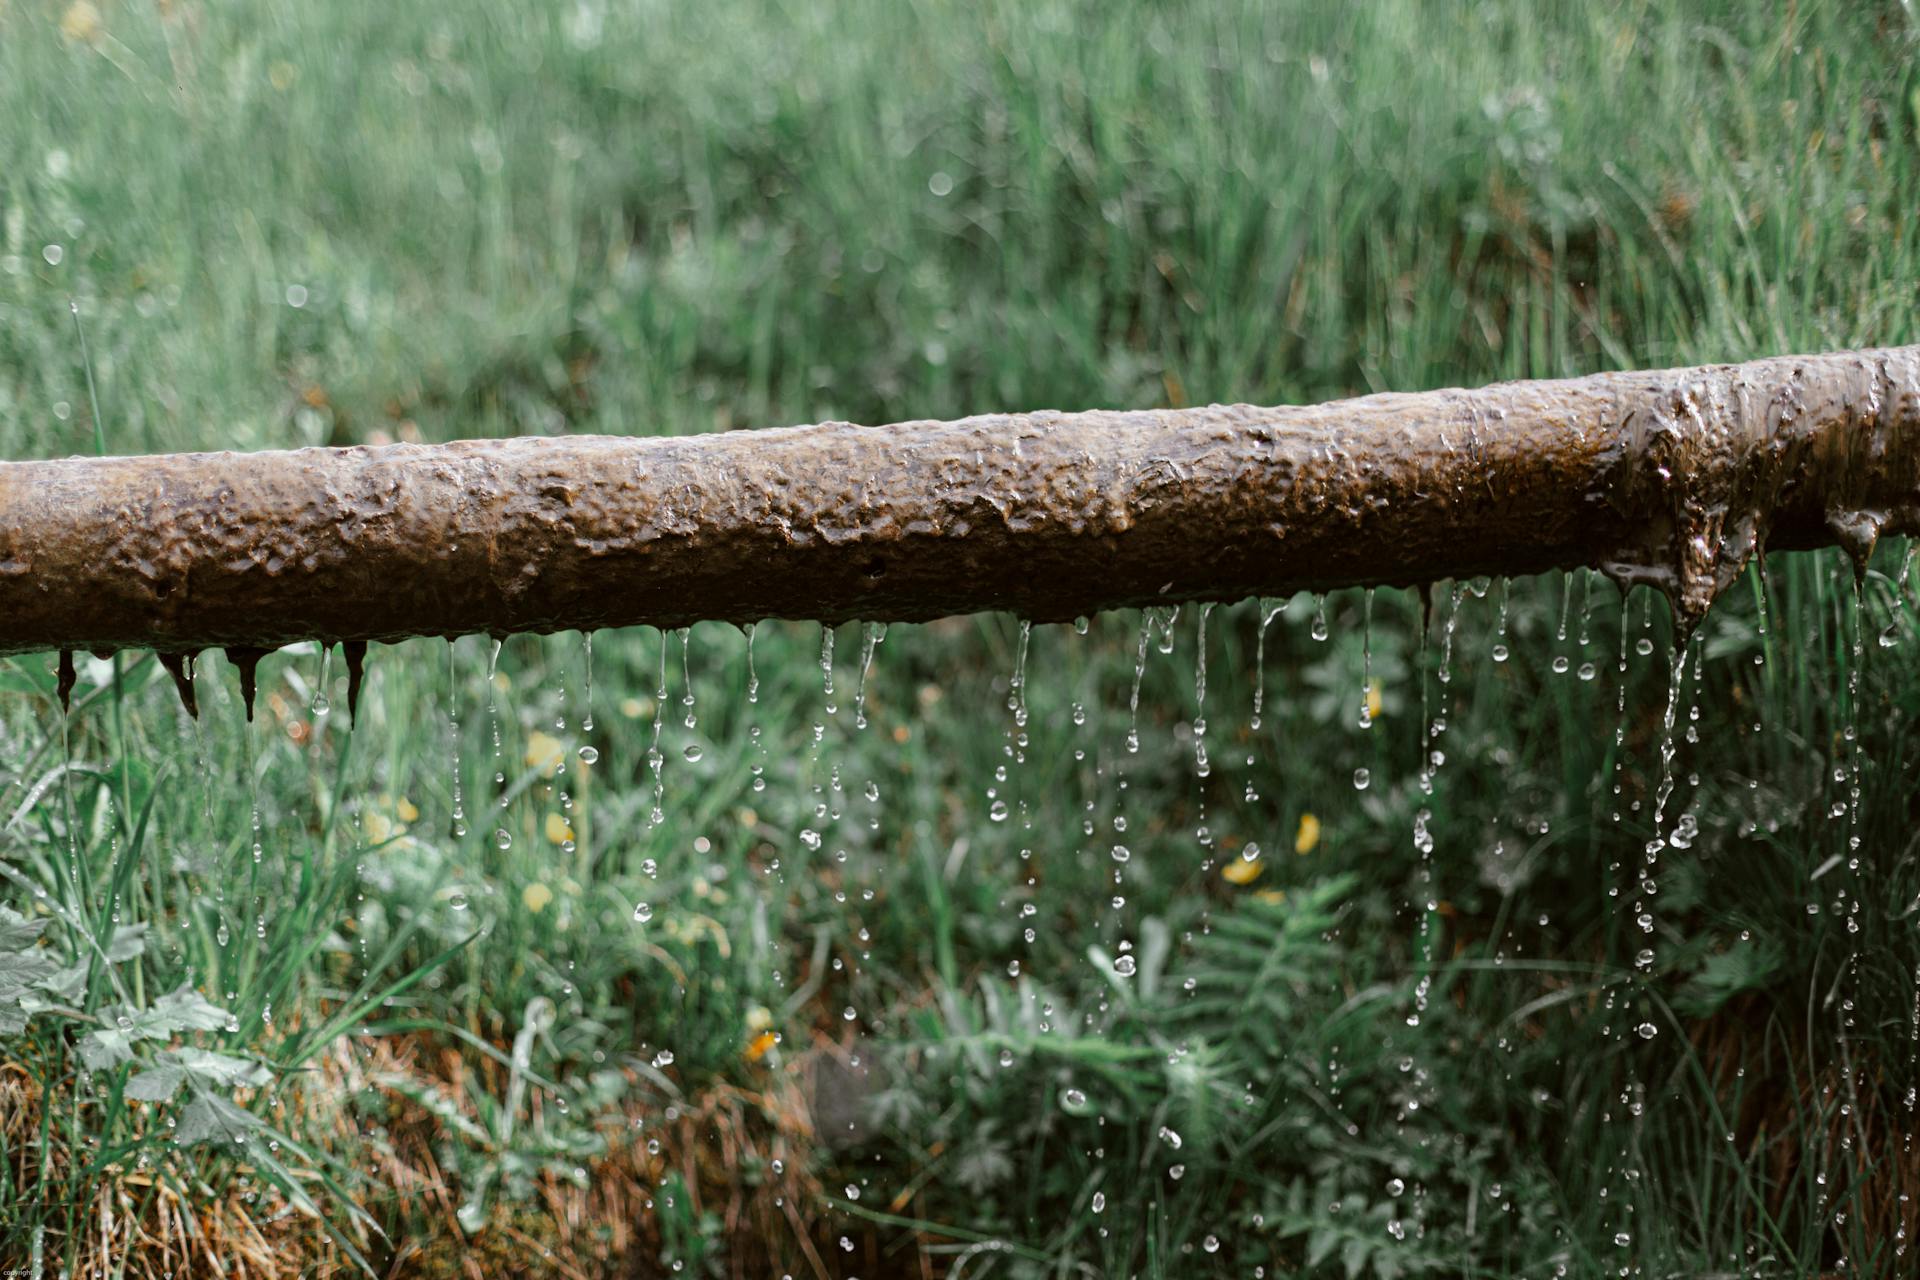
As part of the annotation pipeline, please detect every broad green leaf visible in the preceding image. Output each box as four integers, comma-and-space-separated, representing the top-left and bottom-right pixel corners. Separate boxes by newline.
152, 987, 230, 1032
0, 906, 49, 951
80, 1027, 135, 1072
125, 1065, 187, 1102
170, 1047, 271, 1089
176, 1092, 264, 1147
104, 923, 150, 963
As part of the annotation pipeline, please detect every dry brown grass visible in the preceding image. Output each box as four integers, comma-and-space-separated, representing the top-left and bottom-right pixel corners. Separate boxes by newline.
2, 1019, 856, 1280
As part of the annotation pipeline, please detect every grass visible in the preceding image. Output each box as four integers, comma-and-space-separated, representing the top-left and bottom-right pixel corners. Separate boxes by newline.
2, 0, 1920, 1275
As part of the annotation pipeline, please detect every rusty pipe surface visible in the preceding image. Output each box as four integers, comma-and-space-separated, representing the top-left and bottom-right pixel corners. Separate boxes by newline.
3, 346, 1919, 666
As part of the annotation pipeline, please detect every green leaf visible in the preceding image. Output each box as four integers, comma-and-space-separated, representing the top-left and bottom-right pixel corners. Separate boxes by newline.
151, 986, 231, 1032
1674, 939, 1784, 1016
31, 961, 86, 1005
126, 1065, 187, 1102
0, 948, 61, 1003
176, 1092, 264, 1147
169, 1047, 271, 1089
104, 923, 150, 963
0, 906, 49, 951
80, 1027, 135, 1072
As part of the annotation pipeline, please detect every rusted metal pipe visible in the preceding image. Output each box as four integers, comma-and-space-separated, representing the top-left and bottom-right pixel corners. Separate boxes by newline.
4, 346, 1918, 710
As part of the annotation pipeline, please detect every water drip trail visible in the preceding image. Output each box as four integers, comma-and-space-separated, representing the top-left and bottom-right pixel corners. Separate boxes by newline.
1405, 583, 1462, 1028
1576, 569, 1597, 682
1602, 614, 1691, 1254
487, 639, 511, 851
312, 644, 333, 717
1106, 610, 1162, 983
581, 631, 595, 733
986, 619, 1031, 829
1243, 598, 1286, 806
1359, 589, 1375, 730
1192, 604, 1212, 779
1491, 577, 1511, 664
1831, 568, 1872, 1259
1126, 612, 1152, 757
646, 630, 668, 827
1191, 603, 1214, 865
744, 622, 765, 795
447, 639, 467, 840
678, 628, 703, 763
853, 621, 886, 731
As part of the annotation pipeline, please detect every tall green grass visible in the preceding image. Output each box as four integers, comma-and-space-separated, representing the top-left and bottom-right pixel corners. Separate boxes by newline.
2, 0, 1919, 1275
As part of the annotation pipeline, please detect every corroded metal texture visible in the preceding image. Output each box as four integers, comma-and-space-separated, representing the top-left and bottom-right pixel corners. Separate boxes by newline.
2, 347, 1917, 672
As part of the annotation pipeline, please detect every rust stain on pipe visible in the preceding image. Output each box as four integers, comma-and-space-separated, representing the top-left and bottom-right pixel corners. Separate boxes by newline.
2, 347, 1917, 683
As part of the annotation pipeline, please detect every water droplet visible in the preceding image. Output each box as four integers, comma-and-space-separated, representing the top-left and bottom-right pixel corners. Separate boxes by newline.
682, 743, 704, 762
493, 828, 512, 850
1353, 768, 1371, 790
1636, 1021, 1658, 1040
578, 744, 599, 764
1063, 1088, 1087, 1109
1113, 955, 1137, 976
633, 902, 653, 923
988, 799, 1009, 822
42, 244, 63, 266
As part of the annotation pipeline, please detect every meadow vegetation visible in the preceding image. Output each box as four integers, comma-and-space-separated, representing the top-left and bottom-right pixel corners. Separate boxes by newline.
2, 1, 1919, 1275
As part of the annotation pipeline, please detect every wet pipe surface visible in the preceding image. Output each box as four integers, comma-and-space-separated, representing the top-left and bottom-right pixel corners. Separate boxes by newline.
2, 346, 1917, 717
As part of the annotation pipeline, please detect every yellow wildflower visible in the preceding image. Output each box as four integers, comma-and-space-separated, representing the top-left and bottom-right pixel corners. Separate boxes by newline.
744, 1030, 778, 1063
395, 796, 419, 823
363, 810, 394, 843
1294, 813, 1321, 855
544, 812, 574, 845
522, 882, 553, 913
1221, 852, 1263, 885
745, 1004, 773, 1032
1367, 680, 1383, 722
524, 731, 564, 777
620, 697, 647, 719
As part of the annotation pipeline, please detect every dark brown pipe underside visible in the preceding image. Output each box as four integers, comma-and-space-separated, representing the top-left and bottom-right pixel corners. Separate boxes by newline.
2, 346, 1917, 669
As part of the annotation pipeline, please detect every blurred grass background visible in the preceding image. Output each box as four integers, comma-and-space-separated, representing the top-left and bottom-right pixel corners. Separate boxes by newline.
2, 0, 1920, 1276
